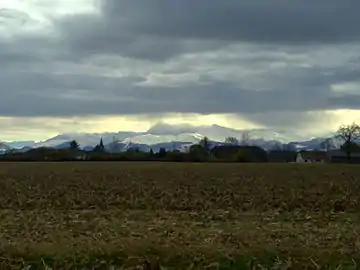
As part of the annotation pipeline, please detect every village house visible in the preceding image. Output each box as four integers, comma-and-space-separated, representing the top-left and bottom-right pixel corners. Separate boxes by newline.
75, 154, 87, 160
296, 150, 327, 163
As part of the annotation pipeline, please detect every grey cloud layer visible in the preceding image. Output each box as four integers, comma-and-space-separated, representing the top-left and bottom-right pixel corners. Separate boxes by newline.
103, 0, 360, 42
58, 0, 360, 60
1, 64, 358, 117
1, 0, 360, 129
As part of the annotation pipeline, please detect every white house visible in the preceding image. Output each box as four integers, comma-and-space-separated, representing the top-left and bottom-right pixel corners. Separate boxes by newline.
296, 151, 327, 163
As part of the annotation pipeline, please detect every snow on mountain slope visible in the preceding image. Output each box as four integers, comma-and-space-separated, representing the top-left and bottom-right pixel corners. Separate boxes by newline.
3, 123, 341, 152
245, 129, 292, 143
122, 133, 204, 145
34, 132, 144, 148
23, 123, 304, 150
34, 134, 92, 148
148, 122, 293, 143
0, 143, 11, 154
5, 141, 36, 149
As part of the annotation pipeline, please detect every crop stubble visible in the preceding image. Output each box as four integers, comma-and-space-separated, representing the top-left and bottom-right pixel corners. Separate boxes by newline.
0, 162, 360, 268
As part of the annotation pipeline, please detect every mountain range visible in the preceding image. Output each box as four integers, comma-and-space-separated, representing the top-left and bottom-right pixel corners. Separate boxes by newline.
0, 123, 342, 154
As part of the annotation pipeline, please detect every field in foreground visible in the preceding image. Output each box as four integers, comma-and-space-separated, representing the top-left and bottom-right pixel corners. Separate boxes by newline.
1, 162, 360, 269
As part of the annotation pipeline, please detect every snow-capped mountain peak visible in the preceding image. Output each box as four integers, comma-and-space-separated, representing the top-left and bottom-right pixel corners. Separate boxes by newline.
0, 123, 340, 153
122, 133, 204, 145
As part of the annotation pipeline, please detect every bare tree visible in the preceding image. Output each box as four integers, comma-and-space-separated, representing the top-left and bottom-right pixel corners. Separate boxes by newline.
199, 136, 211, 153
241, 131, 251, 146
336, 123, 360, 161
69, 140, 79, 150
225, 136, 239, 145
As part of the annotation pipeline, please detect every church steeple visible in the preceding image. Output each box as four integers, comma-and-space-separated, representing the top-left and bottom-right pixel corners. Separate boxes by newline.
99, 137, 104, 149
93, 137, 105, 152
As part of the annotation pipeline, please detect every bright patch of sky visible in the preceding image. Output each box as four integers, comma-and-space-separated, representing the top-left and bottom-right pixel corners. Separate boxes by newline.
0, 0, 97, 36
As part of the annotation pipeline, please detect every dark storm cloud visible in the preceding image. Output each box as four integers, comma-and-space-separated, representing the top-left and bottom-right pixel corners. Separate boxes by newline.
0, 64, 359, 117
56, 0, 360, 61
1, 0, 360, 128
57, 14, 228, 61
103, 0, 360, 43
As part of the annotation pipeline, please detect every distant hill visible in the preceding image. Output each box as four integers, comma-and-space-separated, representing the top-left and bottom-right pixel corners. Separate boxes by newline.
5, 141, 36, 149
0, 143, 11, 154
0, 123, 341, 154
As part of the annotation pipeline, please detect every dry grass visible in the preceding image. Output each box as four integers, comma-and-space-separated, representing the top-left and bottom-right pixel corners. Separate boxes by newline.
0, 162, 360, 269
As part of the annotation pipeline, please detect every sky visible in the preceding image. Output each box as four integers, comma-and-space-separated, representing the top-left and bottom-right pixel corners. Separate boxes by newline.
1, 0, 360, 141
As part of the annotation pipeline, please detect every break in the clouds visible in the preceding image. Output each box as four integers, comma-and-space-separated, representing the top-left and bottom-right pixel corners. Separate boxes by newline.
1, 0, 360, 140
